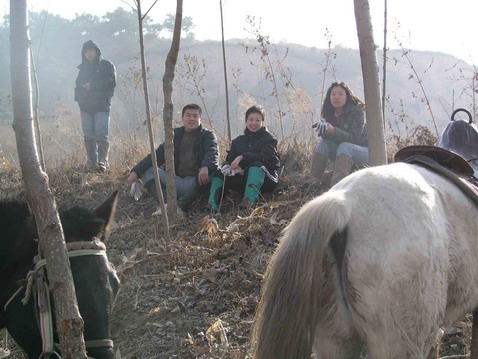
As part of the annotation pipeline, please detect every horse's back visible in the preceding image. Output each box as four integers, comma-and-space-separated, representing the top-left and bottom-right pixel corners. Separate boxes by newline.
333, 163, 478, 356
254, 162, 478, 358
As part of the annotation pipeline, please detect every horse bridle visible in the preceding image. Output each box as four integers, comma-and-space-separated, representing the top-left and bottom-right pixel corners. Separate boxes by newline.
4, 238, 115, 357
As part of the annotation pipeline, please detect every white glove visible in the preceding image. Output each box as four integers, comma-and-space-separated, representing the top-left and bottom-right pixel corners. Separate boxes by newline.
129, 182, 142, 201
220, 164, 233, 176
313, 121, 329, 137
233, 166, 244, 175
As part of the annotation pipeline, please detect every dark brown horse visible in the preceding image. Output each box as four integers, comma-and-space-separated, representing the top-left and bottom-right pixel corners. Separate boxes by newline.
0, 192, 120, 358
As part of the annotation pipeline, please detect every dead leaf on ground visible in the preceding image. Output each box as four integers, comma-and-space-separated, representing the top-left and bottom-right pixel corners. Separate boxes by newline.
206, 319, 228, 345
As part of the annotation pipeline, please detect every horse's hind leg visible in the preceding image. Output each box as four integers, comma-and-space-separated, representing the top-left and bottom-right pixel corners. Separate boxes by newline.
313, 330, 364, 359
363, 322, 440, 359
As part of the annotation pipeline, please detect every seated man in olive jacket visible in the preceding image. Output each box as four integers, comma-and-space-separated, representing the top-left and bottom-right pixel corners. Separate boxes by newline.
127, 104, 219, 213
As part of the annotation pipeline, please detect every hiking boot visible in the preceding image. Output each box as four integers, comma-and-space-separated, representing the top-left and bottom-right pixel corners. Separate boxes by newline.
98, 162, 107, 173
84, 140, 98, 165
311, 152, 328, 182
330, 155, 354, 187
97, 141, 109, 170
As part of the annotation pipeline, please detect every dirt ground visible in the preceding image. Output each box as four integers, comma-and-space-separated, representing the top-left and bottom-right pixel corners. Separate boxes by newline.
0, 158, 473, 359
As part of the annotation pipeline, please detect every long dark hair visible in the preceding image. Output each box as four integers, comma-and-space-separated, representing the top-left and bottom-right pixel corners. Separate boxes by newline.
321, 81, 364, 120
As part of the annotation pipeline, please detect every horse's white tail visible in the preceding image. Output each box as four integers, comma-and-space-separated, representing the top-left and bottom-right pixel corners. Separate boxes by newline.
252, 190, 352, 359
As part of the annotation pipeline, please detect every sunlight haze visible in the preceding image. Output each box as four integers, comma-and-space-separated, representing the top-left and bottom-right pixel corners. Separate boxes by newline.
2, 0, 477, 64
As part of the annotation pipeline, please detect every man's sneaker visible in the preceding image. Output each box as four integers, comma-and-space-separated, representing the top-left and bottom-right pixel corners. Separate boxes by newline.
152, 204, 167, 216
152, 204, 185, 219
98, 162, 107, 173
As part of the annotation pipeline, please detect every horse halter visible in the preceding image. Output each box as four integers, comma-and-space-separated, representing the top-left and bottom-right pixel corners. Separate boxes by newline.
8, 238, 115, 358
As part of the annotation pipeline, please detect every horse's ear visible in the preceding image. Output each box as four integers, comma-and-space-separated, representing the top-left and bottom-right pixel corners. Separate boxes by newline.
94, 191, 119, 241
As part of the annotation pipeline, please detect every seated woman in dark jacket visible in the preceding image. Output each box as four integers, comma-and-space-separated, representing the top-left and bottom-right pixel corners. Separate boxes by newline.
207, 106, 280, 213
311, 81, 368, 187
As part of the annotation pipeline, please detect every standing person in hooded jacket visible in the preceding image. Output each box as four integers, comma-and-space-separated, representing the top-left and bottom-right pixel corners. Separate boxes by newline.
75, 40, 116, 172
311, 81, 368, 186
206, 106, 280, 213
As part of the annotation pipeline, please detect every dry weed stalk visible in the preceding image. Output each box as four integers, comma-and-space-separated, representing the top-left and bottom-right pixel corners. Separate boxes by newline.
243, 16, 288, 139
177, 54, 213, 128
394, 27, 439, 135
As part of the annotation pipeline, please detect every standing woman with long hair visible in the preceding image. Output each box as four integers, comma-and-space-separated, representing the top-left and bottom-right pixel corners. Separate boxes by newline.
311, 81, 368, 186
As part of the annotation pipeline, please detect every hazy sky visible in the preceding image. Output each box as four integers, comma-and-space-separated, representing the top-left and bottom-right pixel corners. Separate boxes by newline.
2, 0, 477, 65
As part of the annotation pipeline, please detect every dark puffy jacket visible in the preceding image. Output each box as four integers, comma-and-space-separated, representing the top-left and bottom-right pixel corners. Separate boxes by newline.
323, 103, 368, 147
74, 40, 116, 113
226, 126, 280, 178
132, 125, 219, 178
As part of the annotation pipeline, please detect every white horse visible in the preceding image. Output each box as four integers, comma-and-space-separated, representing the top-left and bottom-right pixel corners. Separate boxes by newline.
253, 161, 478, 359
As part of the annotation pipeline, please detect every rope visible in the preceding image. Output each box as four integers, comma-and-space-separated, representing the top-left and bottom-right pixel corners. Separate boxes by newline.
22, 270, 35, 305
218, 175, 227, 212
33, 250, 106, 272
3, 285, 25, 312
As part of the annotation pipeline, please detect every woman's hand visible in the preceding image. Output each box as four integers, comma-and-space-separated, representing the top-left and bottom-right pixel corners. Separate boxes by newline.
231, 155, 243, 170
327, 123, 335, 134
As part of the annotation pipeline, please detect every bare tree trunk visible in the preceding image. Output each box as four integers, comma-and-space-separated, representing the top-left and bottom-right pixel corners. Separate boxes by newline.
162, 0, 183, 220
381, 0, 388, 123
10, 1, 87, 357
134, 0, 171, 239
30, 46, 45, 171
354, 0, 387, 166
220, 0, 231, 142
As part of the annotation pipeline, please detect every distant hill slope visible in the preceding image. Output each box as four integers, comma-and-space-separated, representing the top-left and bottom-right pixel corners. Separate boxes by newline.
0, 24, 475, 141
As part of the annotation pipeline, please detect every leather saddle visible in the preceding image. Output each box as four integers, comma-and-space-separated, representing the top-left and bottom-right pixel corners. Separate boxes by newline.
394, 145, 478, 207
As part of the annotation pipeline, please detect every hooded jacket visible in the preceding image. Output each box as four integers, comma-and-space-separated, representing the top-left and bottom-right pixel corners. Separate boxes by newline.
74, 40, 116, 113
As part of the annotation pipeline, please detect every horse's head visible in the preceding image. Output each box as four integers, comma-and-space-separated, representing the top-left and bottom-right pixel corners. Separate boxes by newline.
59, 191, 120, 358
0, 192, 119, 359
